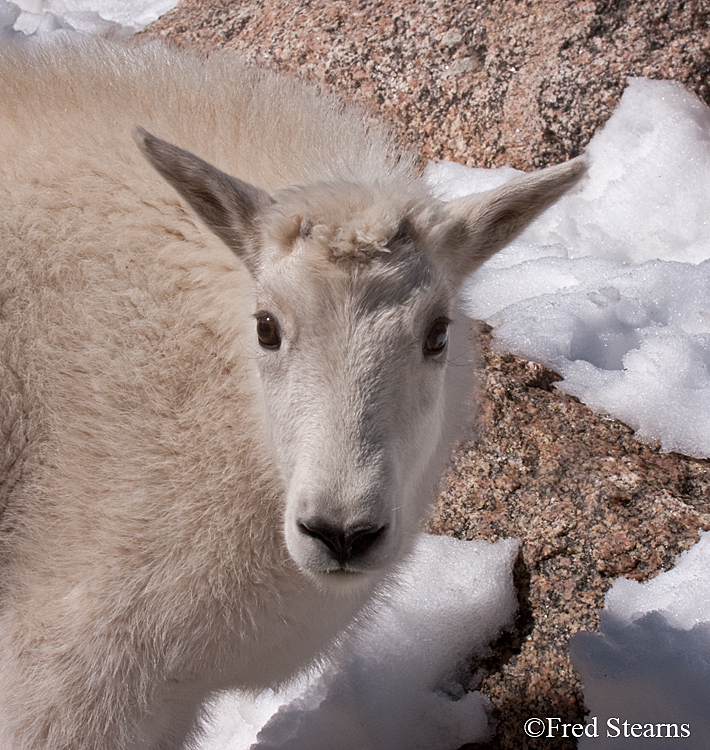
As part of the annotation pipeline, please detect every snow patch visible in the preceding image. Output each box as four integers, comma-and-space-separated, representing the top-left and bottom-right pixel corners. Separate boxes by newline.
571, 533, 710, 748
428, 78, 710, 459
0, 0, 176, 40
201, 536, 520, 750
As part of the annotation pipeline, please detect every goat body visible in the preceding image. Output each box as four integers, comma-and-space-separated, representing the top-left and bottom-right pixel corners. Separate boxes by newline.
0, 38, 584, 748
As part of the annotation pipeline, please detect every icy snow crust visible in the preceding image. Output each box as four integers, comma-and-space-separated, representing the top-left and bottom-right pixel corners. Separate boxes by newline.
428, 78, 710, 459
571, 534, 710, 748
0, 0, 176, 39
204, 537, 519, 750
434, 84, 710, 744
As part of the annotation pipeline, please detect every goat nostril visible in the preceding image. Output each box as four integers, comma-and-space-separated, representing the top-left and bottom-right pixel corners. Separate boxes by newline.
297, 520, 347, 562
297, 520, 387, 566
347, 524, 387, 559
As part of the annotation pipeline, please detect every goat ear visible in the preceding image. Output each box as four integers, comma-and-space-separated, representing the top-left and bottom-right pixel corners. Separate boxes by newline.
135, 128, 273, 269
437, 156, 586, 285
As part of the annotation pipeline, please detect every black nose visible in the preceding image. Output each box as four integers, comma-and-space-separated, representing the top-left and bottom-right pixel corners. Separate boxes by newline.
297, 519, 387, 566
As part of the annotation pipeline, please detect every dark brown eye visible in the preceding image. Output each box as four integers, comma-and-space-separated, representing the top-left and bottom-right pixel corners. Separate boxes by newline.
256, 312, 281, 350
423, 318, 449, 356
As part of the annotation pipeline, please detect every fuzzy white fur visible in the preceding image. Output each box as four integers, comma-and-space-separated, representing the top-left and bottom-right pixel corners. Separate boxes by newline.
0, 37, 584, 749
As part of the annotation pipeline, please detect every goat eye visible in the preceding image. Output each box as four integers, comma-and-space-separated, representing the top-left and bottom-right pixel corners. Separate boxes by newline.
423, 318, 449, 356
256, 312, 281, 350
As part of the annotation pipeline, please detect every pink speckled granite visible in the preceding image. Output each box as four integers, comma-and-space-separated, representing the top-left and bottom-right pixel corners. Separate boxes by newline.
433, 325, 710, 750
144, 0, 710, 169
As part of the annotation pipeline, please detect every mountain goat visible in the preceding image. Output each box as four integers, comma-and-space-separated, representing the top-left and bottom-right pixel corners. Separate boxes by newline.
0, 37, 584, 749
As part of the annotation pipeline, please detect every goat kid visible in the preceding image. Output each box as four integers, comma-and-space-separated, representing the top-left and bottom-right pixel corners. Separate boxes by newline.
0, 38, 584, 749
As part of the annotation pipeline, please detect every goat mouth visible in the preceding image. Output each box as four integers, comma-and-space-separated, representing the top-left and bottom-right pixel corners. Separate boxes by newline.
314, 562, 367, 577
305, 564, 374, 586
324, 567, 363, 577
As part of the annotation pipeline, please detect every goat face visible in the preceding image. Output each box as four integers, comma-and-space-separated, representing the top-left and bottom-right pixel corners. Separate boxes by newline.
251, 201, 458, 581
136, 129, 585, 583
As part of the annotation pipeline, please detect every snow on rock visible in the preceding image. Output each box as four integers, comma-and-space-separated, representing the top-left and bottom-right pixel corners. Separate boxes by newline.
523, 78, 710, 266
200, 536, 520, 750
0, 0, 177, 40
571, 533, 710, 747
428, 81, 710, 743
427, 78, 710, 458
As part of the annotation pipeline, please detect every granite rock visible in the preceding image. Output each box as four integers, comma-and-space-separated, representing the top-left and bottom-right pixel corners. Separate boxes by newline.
144, 0, 710, 168
431, 324, 710, 749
